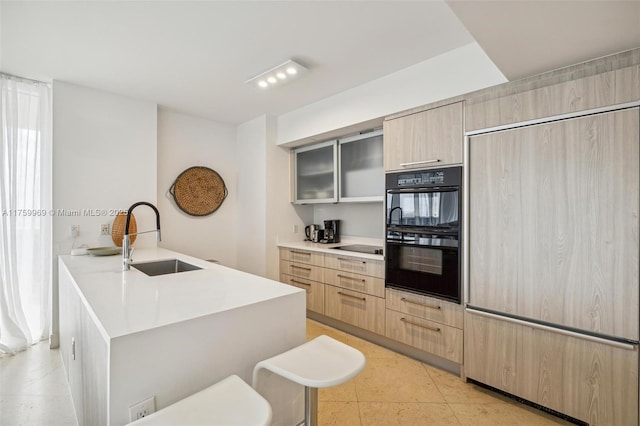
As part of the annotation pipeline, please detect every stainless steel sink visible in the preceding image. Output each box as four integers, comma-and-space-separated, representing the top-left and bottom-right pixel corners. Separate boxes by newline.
131, 259, 202, 276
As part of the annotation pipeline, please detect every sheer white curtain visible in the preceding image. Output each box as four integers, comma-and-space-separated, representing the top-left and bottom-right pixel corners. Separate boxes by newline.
0, 74, 52, 354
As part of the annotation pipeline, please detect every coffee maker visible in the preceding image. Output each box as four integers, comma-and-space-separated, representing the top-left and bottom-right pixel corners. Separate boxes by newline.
322, 220, 340, 244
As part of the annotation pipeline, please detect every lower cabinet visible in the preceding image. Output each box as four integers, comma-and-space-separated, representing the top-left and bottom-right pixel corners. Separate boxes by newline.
280, 273, 325, 314
324, 285, 385, 334
385, 310, 462, 363
465, 311, 639, 426
385, 288, 463, 364
278, 247, 465, 367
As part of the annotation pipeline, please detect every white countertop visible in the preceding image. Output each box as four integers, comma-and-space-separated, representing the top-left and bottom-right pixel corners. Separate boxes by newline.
59, 248, 304, 340
277, 237, 385, 261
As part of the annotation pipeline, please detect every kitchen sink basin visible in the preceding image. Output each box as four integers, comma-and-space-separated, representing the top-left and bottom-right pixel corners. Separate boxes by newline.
131, 259, 202, 276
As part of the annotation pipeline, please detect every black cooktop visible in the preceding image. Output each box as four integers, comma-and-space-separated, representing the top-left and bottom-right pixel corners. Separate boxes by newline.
331, 244, 383, 255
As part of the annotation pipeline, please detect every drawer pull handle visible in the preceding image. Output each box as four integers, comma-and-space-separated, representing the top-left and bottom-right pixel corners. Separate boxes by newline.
291, 265, 312, 271
337, 274, 366, 283
290, 250, 311, 256
400, 317, 441, 333
337, 257, 366, 264
337, 291, 366, 301
290, 279, 311, 286
401, 297, 441, 310
400, 159, 440, 168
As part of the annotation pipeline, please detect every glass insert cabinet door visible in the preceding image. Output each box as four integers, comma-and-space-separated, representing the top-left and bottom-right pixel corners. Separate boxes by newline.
339, 129, 383, 202
294, 140, 338, 204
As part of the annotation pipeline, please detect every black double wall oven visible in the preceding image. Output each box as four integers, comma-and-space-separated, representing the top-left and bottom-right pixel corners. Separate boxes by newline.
385, 166, 462, 303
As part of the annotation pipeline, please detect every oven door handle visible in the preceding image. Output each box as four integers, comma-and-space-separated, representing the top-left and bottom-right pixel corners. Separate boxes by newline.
385, 239, 459, 250
387, 226, 458, 237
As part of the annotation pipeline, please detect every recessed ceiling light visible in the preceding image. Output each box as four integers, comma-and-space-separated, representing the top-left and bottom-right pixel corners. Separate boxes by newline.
245, 59, 308, 89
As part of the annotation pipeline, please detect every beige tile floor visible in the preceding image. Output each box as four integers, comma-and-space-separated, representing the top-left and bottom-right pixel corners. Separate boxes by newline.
307, 319, 574, 426
0, 320, 574, 426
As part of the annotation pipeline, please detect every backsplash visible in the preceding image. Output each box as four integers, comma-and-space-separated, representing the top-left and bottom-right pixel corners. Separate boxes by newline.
313, 202, 384, 238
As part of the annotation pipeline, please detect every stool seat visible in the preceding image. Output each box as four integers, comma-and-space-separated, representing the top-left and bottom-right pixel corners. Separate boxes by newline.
252, 335, 366, 426
127, 375, 271, 426
253, 335, 366, 389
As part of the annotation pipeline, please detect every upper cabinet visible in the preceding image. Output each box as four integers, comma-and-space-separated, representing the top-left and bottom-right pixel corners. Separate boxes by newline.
383, 101, 463, 172
338, 129, 384, 202
294, 140, 338, 204
293, 130, 383, 204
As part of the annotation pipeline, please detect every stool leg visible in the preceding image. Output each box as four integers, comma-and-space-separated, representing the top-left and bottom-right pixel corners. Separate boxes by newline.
304, 386, 318, 426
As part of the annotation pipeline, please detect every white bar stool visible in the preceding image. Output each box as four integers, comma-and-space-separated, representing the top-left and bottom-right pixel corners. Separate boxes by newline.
252, 335, 366, 426
126, 375, 271, 426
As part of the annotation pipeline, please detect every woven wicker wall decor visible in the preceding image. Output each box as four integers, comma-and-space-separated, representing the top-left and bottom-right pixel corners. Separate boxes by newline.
169, 166, 228, 216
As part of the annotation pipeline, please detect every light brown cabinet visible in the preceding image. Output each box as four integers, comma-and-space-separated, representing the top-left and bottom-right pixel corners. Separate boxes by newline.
278, 248, 385, 333
465, 65, 640, 132
383, 101, 463, 172
465, 311, 638, 425
324, 286, 385, 335
385, 287, 463, 329
323, 252, 385, 333
385, 288, 463, 364
279, 248, 325, 314
279, 273, 325, 314
469, 107, 640, 341
465, 54, 640, 425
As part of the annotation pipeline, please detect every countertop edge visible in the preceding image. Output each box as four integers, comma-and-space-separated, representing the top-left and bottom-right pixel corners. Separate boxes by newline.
277, 239, 384, 261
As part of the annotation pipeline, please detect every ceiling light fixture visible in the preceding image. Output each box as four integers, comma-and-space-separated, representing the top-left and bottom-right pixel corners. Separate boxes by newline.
245, 59, 308, 89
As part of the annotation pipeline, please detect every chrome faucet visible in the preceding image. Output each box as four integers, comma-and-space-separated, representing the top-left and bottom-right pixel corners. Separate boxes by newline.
123, 201, 161, 271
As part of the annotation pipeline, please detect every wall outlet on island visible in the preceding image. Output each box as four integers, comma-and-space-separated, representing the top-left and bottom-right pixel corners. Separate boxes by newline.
129, 396, 155, 421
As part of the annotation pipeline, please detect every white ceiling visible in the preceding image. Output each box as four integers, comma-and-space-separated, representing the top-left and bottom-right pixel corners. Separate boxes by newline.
1, 1, 638, 125
447, 0, 640, 81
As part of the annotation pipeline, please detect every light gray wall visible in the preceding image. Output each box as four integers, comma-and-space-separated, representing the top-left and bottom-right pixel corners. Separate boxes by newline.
313, 203, 384, 239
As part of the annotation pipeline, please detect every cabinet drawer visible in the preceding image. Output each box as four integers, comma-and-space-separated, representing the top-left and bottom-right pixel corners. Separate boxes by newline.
324, 285, 385, 335
385, 309, 462, 364
280, 273, 324, 314
324, 254, 384, 278
465, 310, 638, 425
279, 248, 324, 266
325, 270, 384, 298
279, 260, 323, 282
386, 288, 463, 329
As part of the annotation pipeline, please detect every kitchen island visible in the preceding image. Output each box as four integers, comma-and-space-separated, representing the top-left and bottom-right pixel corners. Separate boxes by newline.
58, 248, 306, 426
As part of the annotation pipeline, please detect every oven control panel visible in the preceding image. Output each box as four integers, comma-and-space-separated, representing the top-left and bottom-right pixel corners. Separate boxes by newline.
397, 171, 445, 186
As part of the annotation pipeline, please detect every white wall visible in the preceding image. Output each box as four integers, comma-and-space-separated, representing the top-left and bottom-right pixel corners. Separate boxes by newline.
235, 116, 268, 276
52, 80, 157, 345
265, 118, 314, 280
157, 109, 237, 267
276, 42, 507, 146
52, 81, 158, 250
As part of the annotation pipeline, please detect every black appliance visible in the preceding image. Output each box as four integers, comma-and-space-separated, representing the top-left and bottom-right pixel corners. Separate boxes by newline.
385, 167, 461, 303
322, 219, 340, 243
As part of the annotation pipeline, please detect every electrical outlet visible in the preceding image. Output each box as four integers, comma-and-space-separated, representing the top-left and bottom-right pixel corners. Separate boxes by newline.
100, 223, 110, 236
293, 224, 299, 233
129, 396, 155, 421
70, 224, 79, 238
